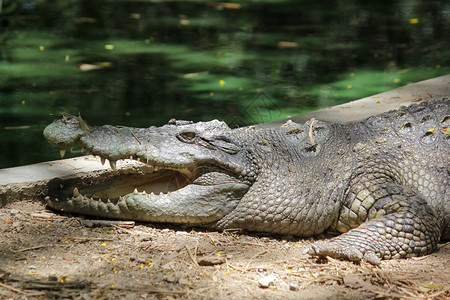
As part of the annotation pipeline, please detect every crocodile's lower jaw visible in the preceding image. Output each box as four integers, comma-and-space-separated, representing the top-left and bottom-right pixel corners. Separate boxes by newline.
45, 166, 250, 224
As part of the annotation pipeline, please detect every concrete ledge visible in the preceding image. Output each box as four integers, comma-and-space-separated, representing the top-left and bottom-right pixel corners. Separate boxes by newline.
258, 74, 449, 128
0, 75, 449, 205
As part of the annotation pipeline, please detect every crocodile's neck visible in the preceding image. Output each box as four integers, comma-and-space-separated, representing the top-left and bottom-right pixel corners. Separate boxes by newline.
219, 122, 350, 235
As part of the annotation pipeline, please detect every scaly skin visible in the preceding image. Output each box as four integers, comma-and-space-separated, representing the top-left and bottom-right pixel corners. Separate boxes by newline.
43, 98, 449, 264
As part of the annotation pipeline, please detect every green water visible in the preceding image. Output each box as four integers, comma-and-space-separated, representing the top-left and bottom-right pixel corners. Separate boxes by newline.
1, 0, 449, 168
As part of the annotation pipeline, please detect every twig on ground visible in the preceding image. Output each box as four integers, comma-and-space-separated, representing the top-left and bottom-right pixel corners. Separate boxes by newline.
69, 237, 115, 242
0, 282, 45, 296
16, 245, 50, 252
185, 244, 199, 267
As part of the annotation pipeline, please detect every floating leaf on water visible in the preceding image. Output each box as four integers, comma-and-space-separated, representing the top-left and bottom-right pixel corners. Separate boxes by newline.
77, 64, 104, 71
180, 19, 190, 25
207, 2, 241, 9
183, 71, 209, 78
4, 125, 31, 130
277, 41, 298, 48
73, 17, 97, 23
95, 62, 113, 67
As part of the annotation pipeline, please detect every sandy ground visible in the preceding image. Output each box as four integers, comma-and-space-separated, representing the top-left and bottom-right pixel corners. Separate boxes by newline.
0, 200, 449, 300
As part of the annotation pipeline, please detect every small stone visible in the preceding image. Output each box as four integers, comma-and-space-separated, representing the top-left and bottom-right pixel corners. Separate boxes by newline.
258, 274, 276, 288
289, 282, 299, 291
165, 276, 176, 283
343, 274, 364, 289
197, 256, 225, 266
10, 209, 19, 215
178, 278, 189, 285
12, 221, 22, 229
154, 273, 164, 282
175, 231, 189, 235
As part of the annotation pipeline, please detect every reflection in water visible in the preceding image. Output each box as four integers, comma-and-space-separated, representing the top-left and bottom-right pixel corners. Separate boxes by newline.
0, 0, 448, 168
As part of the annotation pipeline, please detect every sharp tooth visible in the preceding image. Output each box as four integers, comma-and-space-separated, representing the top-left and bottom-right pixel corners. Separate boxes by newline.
119, 196, 123, 201
109, 160, 117, 170
130, 156, 133, 160
101, 157, 106, 165
137, 157, 141, 162
44, 196, 50, 201
60, 149, 66, 158
154, 166, 160, 172
150, 192, 155, 195
159, 192, 163, 195
133, 188, 138, 195
73, 187, 80, 197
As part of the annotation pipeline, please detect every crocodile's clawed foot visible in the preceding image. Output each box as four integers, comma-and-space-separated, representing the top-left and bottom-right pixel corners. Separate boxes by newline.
304, 240, 381, 265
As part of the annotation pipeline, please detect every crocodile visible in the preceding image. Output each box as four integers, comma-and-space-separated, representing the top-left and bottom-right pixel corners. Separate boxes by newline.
43, 98, 449, 265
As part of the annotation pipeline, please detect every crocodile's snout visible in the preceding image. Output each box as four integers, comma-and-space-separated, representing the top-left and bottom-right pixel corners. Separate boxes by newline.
43, 114, 89, 157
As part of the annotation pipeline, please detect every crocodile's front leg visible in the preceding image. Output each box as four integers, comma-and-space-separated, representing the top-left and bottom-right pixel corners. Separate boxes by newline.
305, 184, 441, 265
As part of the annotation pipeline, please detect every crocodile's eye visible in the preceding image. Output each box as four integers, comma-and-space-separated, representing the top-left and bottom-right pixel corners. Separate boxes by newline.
178, 131, 197, 143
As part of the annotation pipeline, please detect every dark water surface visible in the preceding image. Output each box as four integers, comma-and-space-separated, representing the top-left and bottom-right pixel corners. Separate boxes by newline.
0, 0, 449, 168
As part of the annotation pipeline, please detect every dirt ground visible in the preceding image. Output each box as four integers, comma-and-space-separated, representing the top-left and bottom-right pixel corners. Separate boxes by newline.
0, 200, 448, 300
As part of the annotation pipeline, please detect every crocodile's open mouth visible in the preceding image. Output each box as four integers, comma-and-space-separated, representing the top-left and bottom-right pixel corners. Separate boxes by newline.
46, 159, 250, 223
78, 168, 194, 202
50, 161, 244, 202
